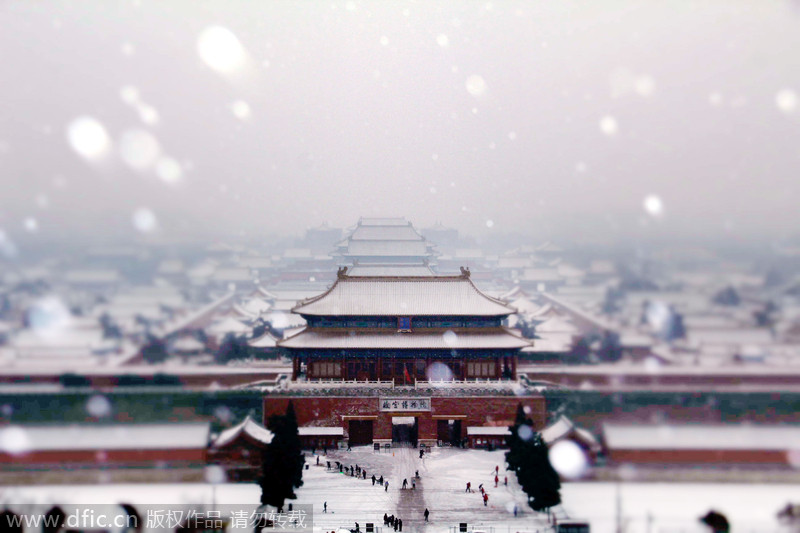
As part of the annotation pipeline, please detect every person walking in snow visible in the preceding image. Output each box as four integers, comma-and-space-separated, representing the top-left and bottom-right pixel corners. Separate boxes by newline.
379, 475, 384, 485
323, 502, 327, 513
411, 479, 416, 490
398, 519, 403, 532
372, 474, 376, 486
402, 478, 408, 489
424, 509, 429, 522
385, 480, 389, 492
465, 481, 471, 493
483, 493, 489, 507
494, 475, 499, 487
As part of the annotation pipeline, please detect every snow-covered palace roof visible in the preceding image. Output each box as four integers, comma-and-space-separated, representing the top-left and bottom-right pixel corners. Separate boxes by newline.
292, 270, 516, 317
212, 416, 273, 448
603, 423, 800, 451
280, 327, 529, 350
1, 423, 211, 452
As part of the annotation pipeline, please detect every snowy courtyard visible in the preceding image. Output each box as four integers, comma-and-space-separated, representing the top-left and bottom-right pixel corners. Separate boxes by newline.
3, 446, 800, 533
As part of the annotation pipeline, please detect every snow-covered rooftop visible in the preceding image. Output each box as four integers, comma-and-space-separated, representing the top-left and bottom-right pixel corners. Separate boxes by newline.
342, 240, 430, 257
292, 274, 516, 317
348, 265, 435, 277
1, 423, 211, 452
349, 225, 423, 241
248, 332, 278, 348
603, 423, 800, 451
212, 416, 273, 448
280, 327, 530, 350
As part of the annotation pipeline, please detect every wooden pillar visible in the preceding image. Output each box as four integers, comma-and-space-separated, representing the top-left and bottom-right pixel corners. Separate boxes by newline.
292, 356, 299, 380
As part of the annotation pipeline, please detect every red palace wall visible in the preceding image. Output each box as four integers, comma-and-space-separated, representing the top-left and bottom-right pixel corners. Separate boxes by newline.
263, 395, 546, 444
0, 448, 207, 466
608, 448, 790, 465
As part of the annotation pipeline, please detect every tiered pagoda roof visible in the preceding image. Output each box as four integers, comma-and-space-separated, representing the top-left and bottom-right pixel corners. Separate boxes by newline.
291, 268, 515, 317
334, 217, 439, 265
279, 269, 529, 352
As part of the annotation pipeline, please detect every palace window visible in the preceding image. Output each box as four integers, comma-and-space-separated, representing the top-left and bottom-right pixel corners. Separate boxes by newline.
311, 361, 342, 378
466, 361, 496, 378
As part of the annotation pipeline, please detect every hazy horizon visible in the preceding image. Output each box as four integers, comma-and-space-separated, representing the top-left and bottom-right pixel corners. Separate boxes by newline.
2, 0, 799, 249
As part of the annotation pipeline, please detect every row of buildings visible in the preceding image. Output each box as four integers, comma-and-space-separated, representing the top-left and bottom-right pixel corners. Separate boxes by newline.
3, 217, 800, 485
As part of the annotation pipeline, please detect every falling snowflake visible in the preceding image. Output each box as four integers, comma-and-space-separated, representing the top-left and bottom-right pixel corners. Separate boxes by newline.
23, 217, 38, 232
197, 26, 247, 74
155, 157, 183, 184
137, 104, 160, 126
230, 100, 252, 120
119, 129, 161, 170
86, 395, 112, 418
442, 330, 457, 347
634, 75, 656, 97
643, 194, 664, 217
132, 207, 158, 233
776, 89, 798, 114
204, 464, 227, 484
465, 75, 487, 97
28, 296, 71, 338
599, 115, 618, 136
549, 440, 590, 480
66, 117, 111, 160
0, 426, 31, 455
120, 86, 140, 105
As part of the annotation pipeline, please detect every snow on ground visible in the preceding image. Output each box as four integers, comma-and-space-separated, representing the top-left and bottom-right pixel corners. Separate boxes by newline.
3, 447, 800, 533
561, 481, 800, 533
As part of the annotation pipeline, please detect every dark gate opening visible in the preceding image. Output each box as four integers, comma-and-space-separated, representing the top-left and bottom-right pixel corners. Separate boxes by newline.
436, 419, 462, 446
391, 417, 418, 447
348, 420, 374, 446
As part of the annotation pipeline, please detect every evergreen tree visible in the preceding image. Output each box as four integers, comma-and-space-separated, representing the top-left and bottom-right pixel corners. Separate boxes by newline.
505, 403, 561, 513
260, 402, 304, 510
597, 332, 622, 362
99, 312, 123, 339
712, 286, 741, 307
141, 335, 168, 364
565, 336, 592, 365
216, 333, 250, 364
252, 318, 269, 339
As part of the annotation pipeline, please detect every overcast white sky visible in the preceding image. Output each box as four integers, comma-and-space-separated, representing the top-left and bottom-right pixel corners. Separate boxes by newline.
1, 0, 799, 246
